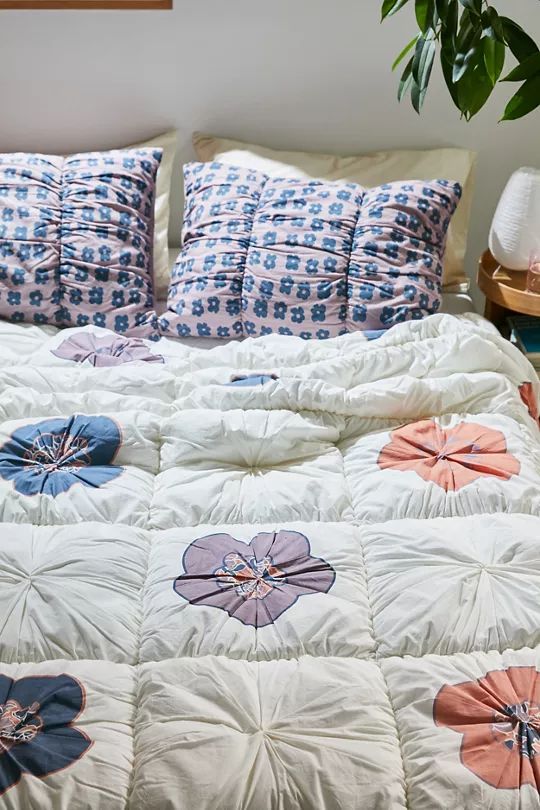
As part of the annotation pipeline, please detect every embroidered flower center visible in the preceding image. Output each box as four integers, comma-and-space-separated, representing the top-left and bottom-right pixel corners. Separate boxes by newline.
214, 552, 287, 600
23, 433, 91, 473
0, 700, 42, 753
492, 702, 540, 760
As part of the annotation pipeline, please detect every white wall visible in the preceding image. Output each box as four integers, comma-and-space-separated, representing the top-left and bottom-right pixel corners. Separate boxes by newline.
1, 0, 540, 308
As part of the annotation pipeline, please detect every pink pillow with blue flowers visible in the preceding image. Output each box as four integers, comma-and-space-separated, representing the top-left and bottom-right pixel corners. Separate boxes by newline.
0, 149, 161, 338
161, 161, 462, 340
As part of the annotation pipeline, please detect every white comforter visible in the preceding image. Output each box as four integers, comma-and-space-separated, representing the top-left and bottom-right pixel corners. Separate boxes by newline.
0, 313, 539, 809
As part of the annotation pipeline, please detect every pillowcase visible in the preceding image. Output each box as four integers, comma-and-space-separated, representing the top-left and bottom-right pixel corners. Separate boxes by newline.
193, 132, 476, 292
130, 130, 177, 298
58, 131, 175, 299
0, 149, 161, 337
159, 161, 462, 340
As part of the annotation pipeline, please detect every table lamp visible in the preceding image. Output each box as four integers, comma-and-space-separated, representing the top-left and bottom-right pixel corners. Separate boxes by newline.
489, 167, 540, 271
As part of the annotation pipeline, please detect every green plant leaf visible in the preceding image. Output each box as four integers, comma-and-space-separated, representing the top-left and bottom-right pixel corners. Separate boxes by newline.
502, 76, 540, 120
441, 49, 462, 111
500, 17, 539, 62
435, 0, 448, 17
440, 0, 461, 110
412, 31, 436, 88
411, 79, 427, 113
453, 45, 478, 83
503, 51, 540, 82
452, 9, 482, 82
441, 0, 458, 44
381, 0, 411, 21
398, 57, 415, 101
483, 36, 505, 86
458, 46, 495, 118
392, 36, 419, 71
415, 0, 436, 33
482, 7, 504, 41
458, 0, 482, 16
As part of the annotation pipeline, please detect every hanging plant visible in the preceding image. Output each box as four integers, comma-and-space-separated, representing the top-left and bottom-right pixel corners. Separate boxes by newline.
382, 0, 540, 120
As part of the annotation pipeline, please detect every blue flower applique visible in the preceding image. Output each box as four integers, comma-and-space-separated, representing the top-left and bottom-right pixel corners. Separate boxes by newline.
0, 415, 123, 497
0, 673, 92, 796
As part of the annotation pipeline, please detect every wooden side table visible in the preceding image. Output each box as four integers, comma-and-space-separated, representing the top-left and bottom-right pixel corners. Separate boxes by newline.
477, 250, 540, 333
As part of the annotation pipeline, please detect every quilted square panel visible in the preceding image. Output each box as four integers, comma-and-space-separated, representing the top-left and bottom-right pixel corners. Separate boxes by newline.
132, 657, 406, 810
151, 409, 352, 527
343, 412, 540, 522
140, 521, 373, 662
0, 660, 134, 808
0, 412, 159, 526
0, 151, 161, 337
0, 523, 148, 664
364, 514, 540, 659
160, 161, 462, 339
382, 647, 540, 809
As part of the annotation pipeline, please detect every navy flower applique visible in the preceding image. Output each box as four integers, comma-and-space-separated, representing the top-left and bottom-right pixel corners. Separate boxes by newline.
0, 415, 123, 496
0, 673, 92, 796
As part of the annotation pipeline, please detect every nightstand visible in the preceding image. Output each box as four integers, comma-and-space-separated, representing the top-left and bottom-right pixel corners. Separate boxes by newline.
477, 250, 540, 334
478, 250, 540, 380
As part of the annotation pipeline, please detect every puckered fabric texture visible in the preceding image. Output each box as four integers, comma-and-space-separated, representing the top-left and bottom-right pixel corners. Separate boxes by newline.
0, 150, 161, 338
0, 314, 538, 808
160, 161, 462, 339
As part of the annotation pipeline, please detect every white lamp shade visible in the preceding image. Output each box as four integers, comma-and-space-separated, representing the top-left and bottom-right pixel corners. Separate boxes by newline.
489, 167, 540, 271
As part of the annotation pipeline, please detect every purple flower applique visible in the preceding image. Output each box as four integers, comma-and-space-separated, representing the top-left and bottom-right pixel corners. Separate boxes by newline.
52, 332, 164, 366
174, 530, 336, 627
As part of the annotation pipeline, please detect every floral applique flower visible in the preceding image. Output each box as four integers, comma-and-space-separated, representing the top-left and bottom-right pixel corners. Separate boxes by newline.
51, 332, 164, 366
434, 666, 540, 791
0, 673, 92, 796
519, 382, 540, 424
0, 415, 123, 496
377, 419, 520, 492
174, 530, 336, 628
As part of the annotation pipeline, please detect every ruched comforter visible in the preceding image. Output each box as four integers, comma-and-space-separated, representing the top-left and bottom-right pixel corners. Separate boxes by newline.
0, 313, 539, 810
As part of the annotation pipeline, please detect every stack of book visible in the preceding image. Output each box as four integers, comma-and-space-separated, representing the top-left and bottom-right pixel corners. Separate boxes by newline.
508, 315, 540, 371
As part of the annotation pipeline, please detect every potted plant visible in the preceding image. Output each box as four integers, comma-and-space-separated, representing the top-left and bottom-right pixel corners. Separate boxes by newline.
382, 0, 540, 120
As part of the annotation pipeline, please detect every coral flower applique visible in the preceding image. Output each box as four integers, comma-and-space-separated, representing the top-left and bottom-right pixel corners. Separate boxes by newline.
174, 530, 336, 628
378, 419, 520, 492
434, 666, 540, 791
519, 382, 540, 424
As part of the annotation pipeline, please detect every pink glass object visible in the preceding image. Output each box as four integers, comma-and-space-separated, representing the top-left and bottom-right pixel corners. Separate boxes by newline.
528, 253, 540, 294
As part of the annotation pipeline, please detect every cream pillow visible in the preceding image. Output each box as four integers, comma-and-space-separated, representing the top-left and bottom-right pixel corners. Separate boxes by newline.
193, 132, 476, 291
130, 130, 177, 298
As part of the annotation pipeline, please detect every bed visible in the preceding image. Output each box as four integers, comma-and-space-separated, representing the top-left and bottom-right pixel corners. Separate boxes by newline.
0, 310, 539, 809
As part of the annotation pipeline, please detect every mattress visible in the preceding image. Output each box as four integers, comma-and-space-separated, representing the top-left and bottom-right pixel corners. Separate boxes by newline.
0, 312, 538, 809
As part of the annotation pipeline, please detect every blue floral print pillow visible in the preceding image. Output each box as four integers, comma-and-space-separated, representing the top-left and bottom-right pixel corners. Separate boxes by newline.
0, 150, 161, 338
160, 161, 462, 340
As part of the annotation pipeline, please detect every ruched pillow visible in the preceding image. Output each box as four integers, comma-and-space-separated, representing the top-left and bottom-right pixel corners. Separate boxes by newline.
161, 161, 462, 340
0, 149, 161, 338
